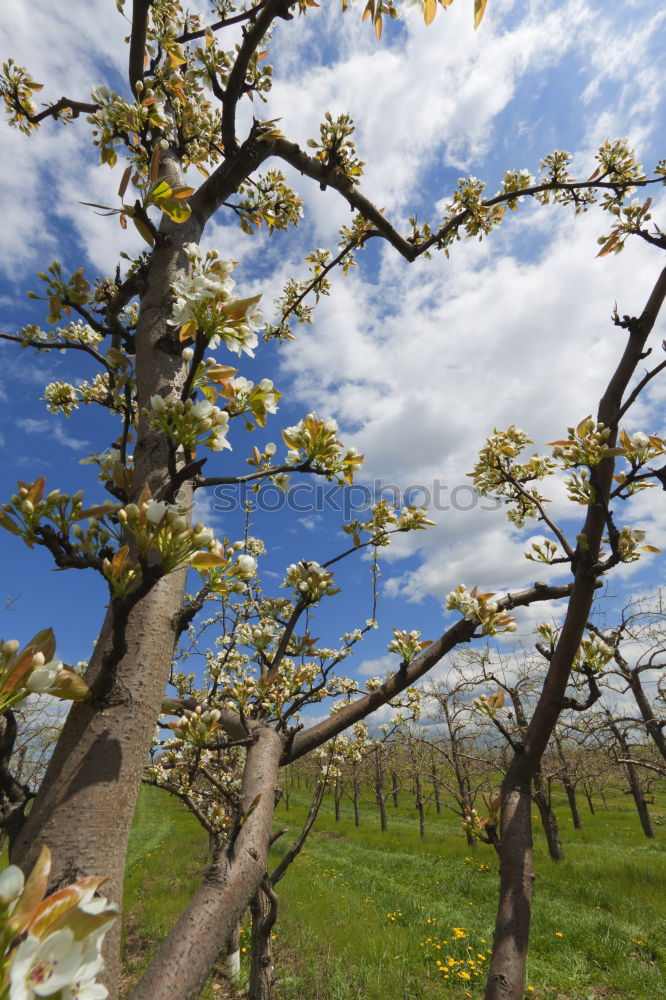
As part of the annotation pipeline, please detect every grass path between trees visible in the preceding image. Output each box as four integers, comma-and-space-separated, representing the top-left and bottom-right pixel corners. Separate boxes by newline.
122, 784, 666, 999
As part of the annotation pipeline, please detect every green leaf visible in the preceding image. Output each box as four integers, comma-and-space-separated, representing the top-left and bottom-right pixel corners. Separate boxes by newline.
158, 198, 192, 223
145, 179, 173, 205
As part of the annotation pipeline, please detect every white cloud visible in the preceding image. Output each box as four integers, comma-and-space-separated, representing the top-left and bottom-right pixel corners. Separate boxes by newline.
16, 417, 89, 451
278, 185, 666, 605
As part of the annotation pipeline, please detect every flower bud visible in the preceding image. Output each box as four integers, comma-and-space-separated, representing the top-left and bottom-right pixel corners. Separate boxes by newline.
0, 865, 24, 904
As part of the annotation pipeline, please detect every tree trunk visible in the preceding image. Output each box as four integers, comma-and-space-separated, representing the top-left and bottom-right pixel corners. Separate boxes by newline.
485, 786, 534, 1000
391, 771, 399, 807
431, 762, 441, 814
249, 882, 277, 1000
130, 726, 283, 1000
583, 783, 595, 815
563, 780, 582, 829
10, 181, 204, 996
225, 922, 241, 983
414, 772, 425, 838
532, 772, 564, 862
607, 719, 655, 839
375, 752, 387, 832
627, 766, 655, 839
617, 657, 666, 762
334, 776, 342, 822
353, 772, 361, 827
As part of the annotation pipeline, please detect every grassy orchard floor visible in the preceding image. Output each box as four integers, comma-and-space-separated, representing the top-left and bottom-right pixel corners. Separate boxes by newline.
122, 784, 666, 999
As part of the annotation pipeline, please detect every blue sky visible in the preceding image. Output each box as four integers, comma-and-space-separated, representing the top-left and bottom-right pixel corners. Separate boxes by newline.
1, 0, 665, 707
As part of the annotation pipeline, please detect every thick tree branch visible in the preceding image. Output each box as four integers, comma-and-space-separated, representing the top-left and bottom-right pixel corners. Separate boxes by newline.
19, 96, 98, 125
129, 0, 152, 95
269, 136, 417, 258
221, 0, 295, 152
287, 582, 576, 762
177, 2, 268, 43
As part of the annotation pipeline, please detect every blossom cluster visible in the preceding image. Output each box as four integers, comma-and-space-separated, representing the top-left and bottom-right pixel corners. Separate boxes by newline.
0, 628, 89, 714
537, 622, 614, 673
0, 846, 116, 1000
283, 561, 340, 603
149, 394, 231, 453
87, 84, 170, 167
167, 706, 221, 748
501, 168, 535, 204
387, 628, 432, 665
616, 524, 650, 563
283, 413, 363, 483
471, 425, 556, 527
0, 477, 99, 551
211, 374, 281, 432
343, 502, 434, 550
577, 634, 614, 672
146, 740, 244, 835
550, 417, 616, 469
21, 319, 102, 354
312, 724, 374, 778
107, 486, 224, 593
445, 585, 517, 637
168, 244, 262, 357
613, 430, 666, 497
473, 689, 505, 719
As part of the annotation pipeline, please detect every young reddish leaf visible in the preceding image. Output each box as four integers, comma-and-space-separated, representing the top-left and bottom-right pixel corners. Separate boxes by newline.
117, 165, 132, 199
1, 649, 38, 695
0, 510, 21, 536
29, 876, 107, 940
110, 545, 130, 580
190, 553, 227, 569
206, 364, 238, 384
474, 0, 488, 29
576, 415, 592, 437
150, 144, 161, 183
9, 845, 51, 935
220, 294, 261, 322
597, 233, 620, 258
179, 320, 197, 342
75, 503, 117, 522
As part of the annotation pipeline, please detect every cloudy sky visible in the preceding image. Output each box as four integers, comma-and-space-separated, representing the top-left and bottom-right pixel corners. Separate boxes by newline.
0, 0, 665, 695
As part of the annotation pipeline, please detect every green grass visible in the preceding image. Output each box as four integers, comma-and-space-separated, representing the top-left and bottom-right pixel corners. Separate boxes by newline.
122, 785, 219, 997
123, 784, 666, 999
